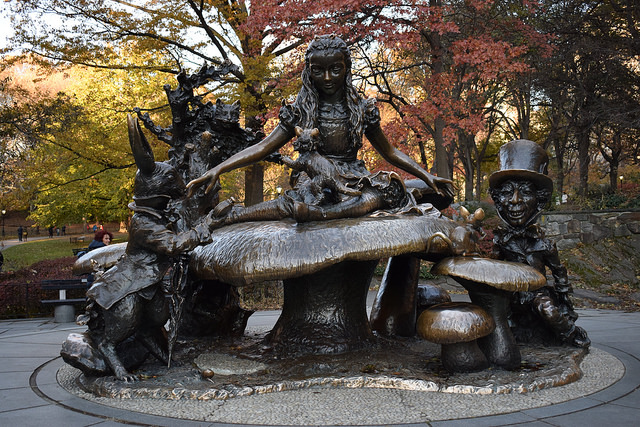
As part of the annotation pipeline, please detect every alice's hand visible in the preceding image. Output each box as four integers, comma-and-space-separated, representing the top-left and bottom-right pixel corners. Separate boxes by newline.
423, 174, 454, 199
186, 168, 221, 197
433, 176, 455, 199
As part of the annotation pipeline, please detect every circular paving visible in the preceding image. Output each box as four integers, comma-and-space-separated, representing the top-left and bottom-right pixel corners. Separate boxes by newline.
46, 346, 623, 425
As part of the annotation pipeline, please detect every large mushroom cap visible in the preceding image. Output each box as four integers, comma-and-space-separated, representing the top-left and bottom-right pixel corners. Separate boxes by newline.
417, 302, 495, 344
191, 215, 456, 286
431, 257, 546, 292
72, 242, 127, 275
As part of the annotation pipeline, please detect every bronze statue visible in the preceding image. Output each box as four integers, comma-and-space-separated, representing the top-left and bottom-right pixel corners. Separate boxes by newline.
187, 35, 453, 223
61, 116, 217, 381
489, 139, 590, 348
134, 64, 260, 339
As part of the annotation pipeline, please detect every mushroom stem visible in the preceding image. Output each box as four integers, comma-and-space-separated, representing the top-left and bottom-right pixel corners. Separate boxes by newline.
441, 341, 489, 373
461, 280, 521, 370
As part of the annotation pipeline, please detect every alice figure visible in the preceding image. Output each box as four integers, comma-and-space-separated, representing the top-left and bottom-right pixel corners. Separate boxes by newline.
187, 35, 453, 223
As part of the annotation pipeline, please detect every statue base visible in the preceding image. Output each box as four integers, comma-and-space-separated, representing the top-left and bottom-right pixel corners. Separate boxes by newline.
66, 328, 589, 400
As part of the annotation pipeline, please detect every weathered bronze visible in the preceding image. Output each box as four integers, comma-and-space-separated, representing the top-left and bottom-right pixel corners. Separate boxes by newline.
61, 116, 217, 381
432, 256, 546, 370
417, 302, 495, 373
489, 139, 590, 349
180, 35, 458, 353
369, 205, 484, 337
61, 36, 596, 388
186, 35, 453, 221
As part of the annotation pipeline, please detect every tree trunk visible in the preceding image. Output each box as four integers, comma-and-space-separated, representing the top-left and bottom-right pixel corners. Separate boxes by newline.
423, 3, 451, 181
434, 116, 451, 179
244, 164, 264, 207
576, 127, 591, 196
460, 135, 475, 201
244, 114, 266, 207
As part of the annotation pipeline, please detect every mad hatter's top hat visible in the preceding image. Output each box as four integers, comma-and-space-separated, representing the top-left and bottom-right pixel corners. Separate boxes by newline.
489, 139, 553, 192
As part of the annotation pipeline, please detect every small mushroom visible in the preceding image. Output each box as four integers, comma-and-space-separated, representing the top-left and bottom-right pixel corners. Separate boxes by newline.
417, 302, 495, 373
431, 257, 546, 370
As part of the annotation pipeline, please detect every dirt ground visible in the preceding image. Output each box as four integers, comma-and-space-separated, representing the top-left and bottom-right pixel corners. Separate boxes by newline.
560, 234, 640, 312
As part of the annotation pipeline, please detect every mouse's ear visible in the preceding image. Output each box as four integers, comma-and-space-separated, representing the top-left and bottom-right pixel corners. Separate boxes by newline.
127, 114, 155, 176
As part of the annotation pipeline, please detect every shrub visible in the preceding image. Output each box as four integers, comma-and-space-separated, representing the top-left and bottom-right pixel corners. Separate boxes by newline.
0, 257, 78, 318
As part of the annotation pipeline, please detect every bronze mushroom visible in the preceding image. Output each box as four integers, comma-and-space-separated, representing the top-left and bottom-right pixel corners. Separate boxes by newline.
431, 257, 546, 370
417, 302, 495, 373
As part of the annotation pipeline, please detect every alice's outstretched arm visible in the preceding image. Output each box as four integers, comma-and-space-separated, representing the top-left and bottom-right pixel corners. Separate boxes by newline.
365, 125, 454, 198
187, 125, 293, 195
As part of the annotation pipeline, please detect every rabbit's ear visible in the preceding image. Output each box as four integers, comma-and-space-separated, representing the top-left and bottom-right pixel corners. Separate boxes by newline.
295, 126, 303, 137
127, 114, 155, 176
311, 128, 320, 138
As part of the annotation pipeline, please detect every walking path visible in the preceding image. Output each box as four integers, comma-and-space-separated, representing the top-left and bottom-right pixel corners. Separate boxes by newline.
1, 304, 639, 426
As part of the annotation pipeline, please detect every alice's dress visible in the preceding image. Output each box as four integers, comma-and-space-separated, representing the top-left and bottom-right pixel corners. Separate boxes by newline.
277, 98, 410, 212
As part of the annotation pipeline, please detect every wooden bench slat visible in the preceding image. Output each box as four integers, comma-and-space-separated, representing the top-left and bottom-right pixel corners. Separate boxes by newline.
41, 284, 90, 291
42, 299, 86, 305
40, 278, 88, 285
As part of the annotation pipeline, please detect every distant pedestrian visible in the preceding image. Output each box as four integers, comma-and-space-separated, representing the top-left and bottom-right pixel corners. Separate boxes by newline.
48, 226, 54, 238
61, 225, 66, 236
56, 227, 60, 236
23, 228, 28, 241
17, 225, 23, 242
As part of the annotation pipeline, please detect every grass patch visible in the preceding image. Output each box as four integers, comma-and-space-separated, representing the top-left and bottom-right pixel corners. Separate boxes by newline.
1, 235, 127, 271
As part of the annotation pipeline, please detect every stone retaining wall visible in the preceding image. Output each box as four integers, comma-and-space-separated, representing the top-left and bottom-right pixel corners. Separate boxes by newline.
540, 209, 640, 250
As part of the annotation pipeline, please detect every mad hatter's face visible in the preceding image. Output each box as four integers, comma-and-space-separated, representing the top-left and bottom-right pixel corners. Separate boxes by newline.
493, 180, 539, 228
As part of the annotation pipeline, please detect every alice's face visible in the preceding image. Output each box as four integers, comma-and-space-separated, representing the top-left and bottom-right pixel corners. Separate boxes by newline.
493, 180, 539, 227
102, 234, 111, 245
308, 50, 346, 100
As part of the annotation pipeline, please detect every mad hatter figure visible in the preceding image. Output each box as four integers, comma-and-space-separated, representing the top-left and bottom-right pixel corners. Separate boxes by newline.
489, 139, 589, 348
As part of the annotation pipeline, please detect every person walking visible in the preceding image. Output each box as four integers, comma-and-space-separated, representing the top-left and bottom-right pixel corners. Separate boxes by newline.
17, 225, 23, 242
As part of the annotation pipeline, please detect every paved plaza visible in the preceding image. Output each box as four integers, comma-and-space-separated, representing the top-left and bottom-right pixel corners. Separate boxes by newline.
1, 301, 640, 426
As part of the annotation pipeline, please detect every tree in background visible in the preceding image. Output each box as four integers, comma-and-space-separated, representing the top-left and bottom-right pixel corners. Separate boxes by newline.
3, 0, 405, 206
0, 57, 173, 227
534, 0, 640, 197
2, 0, 638, 210
357, 0, 550, 200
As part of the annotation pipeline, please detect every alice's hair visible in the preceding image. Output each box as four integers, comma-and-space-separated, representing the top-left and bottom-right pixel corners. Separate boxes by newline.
296, 35, 365, 146
94, 230, 113, 242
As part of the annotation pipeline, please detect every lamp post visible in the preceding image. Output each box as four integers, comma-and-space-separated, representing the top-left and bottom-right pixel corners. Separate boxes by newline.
620, 175, 624, 191
1, 209, 6, 238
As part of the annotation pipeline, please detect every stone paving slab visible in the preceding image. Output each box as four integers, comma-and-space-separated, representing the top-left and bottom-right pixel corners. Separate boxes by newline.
1, 307, 640, 426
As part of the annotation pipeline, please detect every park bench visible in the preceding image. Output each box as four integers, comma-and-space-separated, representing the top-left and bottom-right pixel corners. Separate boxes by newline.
69, 236, 86, 244
41, 278, 92, 323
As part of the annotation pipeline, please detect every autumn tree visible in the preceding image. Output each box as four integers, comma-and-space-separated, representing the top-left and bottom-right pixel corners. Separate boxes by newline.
3, 0, 403, 205
357, 0, 549, 199
0, 57, 174, 227
534, 0, 640, 196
